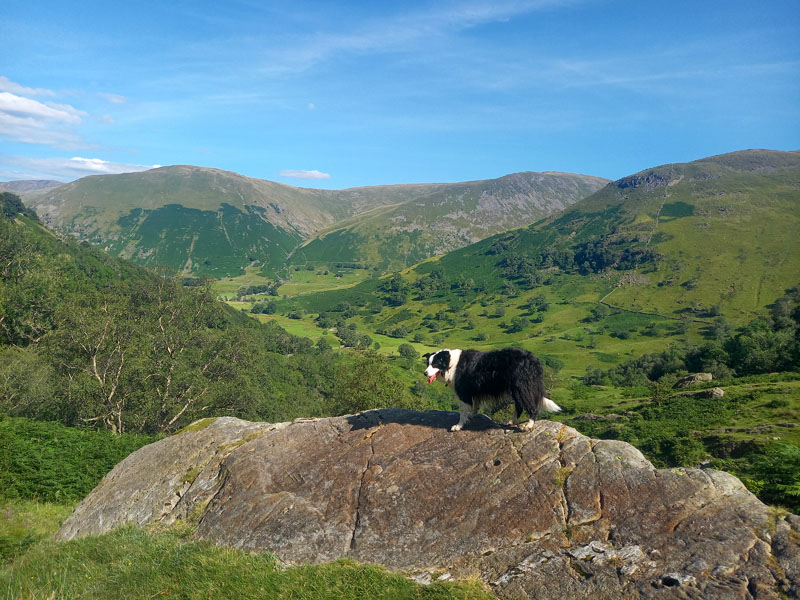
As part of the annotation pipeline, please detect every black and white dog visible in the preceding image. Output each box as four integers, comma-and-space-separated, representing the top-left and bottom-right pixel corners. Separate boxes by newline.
424, 347, 562, 431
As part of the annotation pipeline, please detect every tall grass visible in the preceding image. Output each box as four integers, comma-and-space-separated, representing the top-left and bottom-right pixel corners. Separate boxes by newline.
0, 416, 158, 503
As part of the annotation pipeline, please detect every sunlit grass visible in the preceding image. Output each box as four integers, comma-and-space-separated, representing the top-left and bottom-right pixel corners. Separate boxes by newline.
2, 526, 495, 600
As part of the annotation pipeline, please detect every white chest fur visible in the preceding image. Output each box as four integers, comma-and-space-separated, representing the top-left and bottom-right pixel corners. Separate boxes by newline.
443, 349, 462, 385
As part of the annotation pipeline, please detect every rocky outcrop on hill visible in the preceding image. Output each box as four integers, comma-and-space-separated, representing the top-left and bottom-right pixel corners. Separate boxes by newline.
673, 373, 713, 388
57, 410, 799, 599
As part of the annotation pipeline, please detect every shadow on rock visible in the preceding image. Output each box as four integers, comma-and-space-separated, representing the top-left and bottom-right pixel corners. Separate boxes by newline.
345, 408, 511, 432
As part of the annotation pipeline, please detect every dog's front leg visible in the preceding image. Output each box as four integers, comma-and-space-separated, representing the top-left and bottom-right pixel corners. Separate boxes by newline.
450, 401, 473, 431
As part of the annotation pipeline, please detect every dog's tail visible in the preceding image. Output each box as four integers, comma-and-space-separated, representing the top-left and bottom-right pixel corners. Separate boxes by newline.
541, 397, 562, 413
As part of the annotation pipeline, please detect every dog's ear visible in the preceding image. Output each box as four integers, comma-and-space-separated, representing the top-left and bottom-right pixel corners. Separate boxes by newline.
432, 350, 450, 368
423, 352, 433, 360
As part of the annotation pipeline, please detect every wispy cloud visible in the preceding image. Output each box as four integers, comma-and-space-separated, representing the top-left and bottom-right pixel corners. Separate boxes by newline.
0, 155, 160, 182
278, 169, 331, 180
0, 75, 57, 97
100, 92, 127, 104
254, 0, 582, 76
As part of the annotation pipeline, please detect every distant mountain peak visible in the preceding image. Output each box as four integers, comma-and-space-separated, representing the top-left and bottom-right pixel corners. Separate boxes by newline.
21, 166, 607, 276
0, 179, 63, 193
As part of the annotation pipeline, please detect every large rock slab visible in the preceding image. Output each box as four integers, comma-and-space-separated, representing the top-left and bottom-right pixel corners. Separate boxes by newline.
58, 410, 799, 599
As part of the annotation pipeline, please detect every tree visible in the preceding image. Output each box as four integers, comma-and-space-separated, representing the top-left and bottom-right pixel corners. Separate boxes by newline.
326, 351, 411, 415
506, 316, 531, 333
251, 300, 277, 314
528, 294, 549, 313
0, 346, 56, 418
397, 343, 419, 359
710, 317, 733, 342
587, 304, 611, 322
726, 318, 795, 375
750, 443, 800, 512
46, 293, 139, 434
379, 272, 410, 306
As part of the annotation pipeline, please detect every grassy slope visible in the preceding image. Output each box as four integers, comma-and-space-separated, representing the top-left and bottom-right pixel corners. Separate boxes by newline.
3, 525, 493, 600
258, 150, 799, 377
292, 172, 608, 271
108, 203, 303, 278
603, 166, 800, 320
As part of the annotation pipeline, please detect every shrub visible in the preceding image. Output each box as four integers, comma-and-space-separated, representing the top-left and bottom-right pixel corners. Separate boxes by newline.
0, 416, 157, 502
749, 443, 800, 512
397, 344, 419, 359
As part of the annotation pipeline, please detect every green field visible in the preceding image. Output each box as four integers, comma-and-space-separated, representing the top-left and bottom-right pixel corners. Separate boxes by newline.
265, 272, 698, 377
212, 265, 273, 299
277, 266, 373, 296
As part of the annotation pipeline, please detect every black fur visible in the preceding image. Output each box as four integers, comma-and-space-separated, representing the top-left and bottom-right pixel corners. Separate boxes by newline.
425, 347, 552, 430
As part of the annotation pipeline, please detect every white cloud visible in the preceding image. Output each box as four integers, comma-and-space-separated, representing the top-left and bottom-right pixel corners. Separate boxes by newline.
0, 76, 56, 97
278, 169, 331, 180
0, 155, 160, 182
0, 92, 84, 124
100, 92, 127, 104
0, 92, 87, 147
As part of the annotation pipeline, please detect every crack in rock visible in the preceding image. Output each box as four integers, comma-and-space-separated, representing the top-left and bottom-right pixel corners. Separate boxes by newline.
349, 425, 380, 552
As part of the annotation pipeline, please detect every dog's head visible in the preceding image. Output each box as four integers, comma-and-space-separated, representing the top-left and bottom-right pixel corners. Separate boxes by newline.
423, 349, 452, 384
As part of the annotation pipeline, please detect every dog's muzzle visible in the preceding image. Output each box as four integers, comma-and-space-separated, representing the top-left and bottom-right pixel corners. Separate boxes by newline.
424, 366, 439, 384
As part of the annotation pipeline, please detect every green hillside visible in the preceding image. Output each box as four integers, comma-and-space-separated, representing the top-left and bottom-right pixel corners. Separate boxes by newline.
0, 191, 444, 436
241, 150, 800, 512
267, 150, 800, 376
23, 166, 605, 278
291, 171, 608, 271
107, 203, 303, 277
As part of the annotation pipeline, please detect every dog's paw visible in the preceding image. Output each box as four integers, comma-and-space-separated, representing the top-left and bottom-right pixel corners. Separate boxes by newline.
520, 419, 536, 431
450, 424, 463, 432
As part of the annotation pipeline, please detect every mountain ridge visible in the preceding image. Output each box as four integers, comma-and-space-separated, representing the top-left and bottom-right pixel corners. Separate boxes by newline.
0, 180, 63, 193
22, 166, 606, 277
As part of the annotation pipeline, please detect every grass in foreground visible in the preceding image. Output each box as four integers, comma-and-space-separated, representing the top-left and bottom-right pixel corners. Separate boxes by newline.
0, 499, 74, 562
2, 526, 495, 600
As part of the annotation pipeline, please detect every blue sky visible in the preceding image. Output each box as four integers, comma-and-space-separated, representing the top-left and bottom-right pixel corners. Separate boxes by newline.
1, 0, 798, 188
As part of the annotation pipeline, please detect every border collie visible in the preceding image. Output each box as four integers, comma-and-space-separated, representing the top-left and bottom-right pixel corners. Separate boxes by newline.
424, 347, 562, 431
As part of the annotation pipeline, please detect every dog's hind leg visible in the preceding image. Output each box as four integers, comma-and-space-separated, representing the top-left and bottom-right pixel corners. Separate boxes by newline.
450, 400, 474, 431
513, 407, 536, 431
512, 387, 538, 431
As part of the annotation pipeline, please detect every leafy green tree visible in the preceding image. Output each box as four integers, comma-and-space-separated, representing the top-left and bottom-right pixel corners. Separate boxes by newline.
315, 336, 333, 353
587, 304, 611, 322
710, 317, 733, 342
397, 343, 418, 359
1, 192, 39, 221
726, 318, 795, 374
0, 346, 56, 419
251, 301, 277, 314
45, 293, 140, 433
379, 272, 410, 306
506, 316, 531, 333
326, 351, 412, 415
